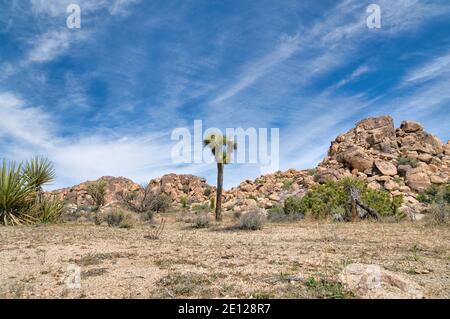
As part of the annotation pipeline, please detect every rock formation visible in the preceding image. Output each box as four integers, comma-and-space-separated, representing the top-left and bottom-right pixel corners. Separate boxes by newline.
52, 116, 449, 218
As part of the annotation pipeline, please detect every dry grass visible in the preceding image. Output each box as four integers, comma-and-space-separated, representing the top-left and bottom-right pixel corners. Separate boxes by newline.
0, 214, 449, 298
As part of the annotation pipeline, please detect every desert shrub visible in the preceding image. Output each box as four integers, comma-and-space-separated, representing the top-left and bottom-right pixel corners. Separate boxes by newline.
428, 202, 450, 225
180, 196, 189, 210
233, 210, 243, 220
31, 196, 64, 224
284, 196, 307, 215
444, 184, 450, 204
193, 214, 211, 228
87, 180, 107, 210
105, 210, 135, 228
417, 184, 440, 204
139, 210, 155, 223
307, 168, 317, 176
282, 179, 294, 191
192, 203, 209, 212
268, 203, 304, 222
120, 186, 171, 215
397, 156, 418, 168
237, 208, 266, 230
119, 214, 136, 229
418, 183, 450, 204
149, 193, 172, 213
298, 177, 402, 219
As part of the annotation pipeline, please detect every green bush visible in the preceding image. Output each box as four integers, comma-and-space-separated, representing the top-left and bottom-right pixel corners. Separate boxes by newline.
296, 177, 402, 219
284, 196, 308, 215
281, 179, 294, 191
180, 196, 189, 209
417, 183, 450, 204
397, 156, 418, 168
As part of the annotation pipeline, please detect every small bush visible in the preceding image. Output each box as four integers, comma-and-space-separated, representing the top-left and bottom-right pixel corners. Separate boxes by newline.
284, 196, 307, 215
148, 193, 171, 213
307, 168, 317, 176
180, 196, 189, 210
397, 156, 418, 168
428, 202, 449, 225
282, 179, 294, 191
237, 208, 266, 230
418, 183, 450, 205
268, 203, 304, 222
192, 203, 209, 212
233, 210, 242, 220
139, 210, 154, 223
106, 210, 123, 227
193, 214, 211, 228
105, 210, 135, 228
87, 180, 107, 210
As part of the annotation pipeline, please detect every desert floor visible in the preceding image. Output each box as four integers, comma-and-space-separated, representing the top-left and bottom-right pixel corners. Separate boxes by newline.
1, 214, 449, 299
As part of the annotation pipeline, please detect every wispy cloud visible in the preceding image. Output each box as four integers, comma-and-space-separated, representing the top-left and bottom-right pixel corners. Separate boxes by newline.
211, 34, 301, 105
404, 51, 450, 84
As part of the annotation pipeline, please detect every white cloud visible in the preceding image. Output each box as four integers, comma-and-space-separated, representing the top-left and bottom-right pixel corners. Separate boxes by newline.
27, 30, 72, 63
211, 34, 301, 105
404, 52, 450, 84
0, 92, 56, 148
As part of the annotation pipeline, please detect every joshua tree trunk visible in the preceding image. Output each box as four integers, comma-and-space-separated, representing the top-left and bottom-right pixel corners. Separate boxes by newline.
215, 163, 224, 221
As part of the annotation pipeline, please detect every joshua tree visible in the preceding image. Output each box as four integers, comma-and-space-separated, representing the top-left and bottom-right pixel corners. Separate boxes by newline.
203, 134, 237, 221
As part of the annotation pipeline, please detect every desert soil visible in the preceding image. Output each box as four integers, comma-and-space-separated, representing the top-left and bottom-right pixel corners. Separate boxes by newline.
1, 215, 449, 299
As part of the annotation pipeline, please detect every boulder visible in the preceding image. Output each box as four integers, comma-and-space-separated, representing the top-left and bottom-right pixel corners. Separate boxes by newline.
374, 160, 397, 176
400, 121, 423, 133
406, 170, 431, 192
338, 147, 374, 172
397, 165, 412, 178
339, 263, 424, 299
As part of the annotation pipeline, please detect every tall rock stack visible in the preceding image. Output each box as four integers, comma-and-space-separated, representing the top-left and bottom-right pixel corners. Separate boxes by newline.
315, 116, 449, 214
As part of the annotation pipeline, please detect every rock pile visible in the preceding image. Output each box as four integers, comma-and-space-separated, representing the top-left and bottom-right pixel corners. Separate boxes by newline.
52, 116, 449, 218
314, 116, 449, 215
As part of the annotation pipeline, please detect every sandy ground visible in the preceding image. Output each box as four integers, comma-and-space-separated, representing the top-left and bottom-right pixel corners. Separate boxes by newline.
0, 214, 449, 299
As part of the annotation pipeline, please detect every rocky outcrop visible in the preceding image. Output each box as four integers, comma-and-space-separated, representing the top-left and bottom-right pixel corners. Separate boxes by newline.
53, 174, 214, 211
52, 176, 141, 207
52, 116, 448, 217
148, 173, 214, 204
313, 116, 449, 214
222, 169, 315, 212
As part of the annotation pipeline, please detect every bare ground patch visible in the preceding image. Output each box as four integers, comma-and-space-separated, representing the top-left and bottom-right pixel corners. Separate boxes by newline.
0, 215, 449, 298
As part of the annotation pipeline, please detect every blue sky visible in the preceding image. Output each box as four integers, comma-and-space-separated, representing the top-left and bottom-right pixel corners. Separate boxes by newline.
1, 0, 450, 190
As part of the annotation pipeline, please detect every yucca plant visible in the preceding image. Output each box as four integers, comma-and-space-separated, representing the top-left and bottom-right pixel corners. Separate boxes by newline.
0, 160, 36, 225
203, 134, 237, 221
30, 195, 64, 224
23, 157, 56, 203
